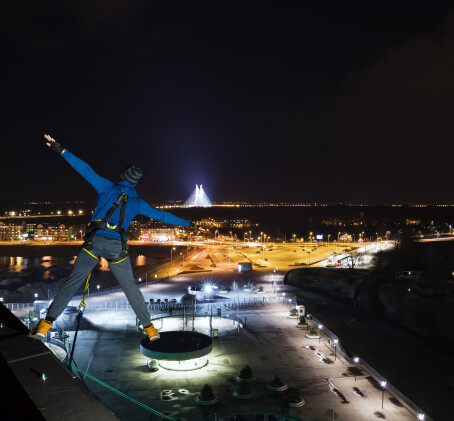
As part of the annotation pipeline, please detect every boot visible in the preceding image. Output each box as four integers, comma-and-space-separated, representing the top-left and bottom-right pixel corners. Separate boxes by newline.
29, 319, 53, 339
143, 324, 160, 342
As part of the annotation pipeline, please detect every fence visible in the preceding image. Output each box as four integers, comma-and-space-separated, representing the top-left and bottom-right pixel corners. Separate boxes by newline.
3, 295, 268, 314
309, 314, 431, 421
3, 303, 34, 312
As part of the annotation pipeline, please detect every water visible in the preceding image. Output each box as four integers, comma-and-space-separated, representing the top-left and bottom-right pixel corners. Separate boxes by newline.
0, 247, 167, 303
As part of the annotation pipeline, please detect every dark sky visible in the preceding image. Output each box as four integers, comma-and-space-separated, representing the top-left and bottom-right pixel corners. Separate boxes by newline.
2, 0, 454, 205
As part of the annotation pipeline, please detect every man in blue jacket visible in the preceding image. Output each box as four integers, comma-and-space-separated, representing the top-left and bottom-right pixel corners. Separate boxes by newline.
30, 134, 193, 342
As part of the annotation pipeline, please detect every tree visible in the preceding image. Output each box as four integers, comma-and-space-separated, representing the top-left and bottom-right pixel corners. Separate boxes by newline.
269, 374, 285, 387
231, 280, 239, 292
239, 365, 253, 380
199, 384, 215, 401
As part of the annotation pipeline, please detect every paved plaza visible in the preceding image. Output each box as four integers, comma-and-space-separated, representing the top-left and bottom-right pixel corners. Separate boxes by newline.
62, 303, 417, 421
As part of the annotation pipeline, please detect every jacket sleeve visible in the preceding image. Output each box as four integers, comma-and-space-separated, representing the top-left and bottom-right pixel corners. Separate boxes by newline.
139, 200, 190, 227
61, 150, 114, 193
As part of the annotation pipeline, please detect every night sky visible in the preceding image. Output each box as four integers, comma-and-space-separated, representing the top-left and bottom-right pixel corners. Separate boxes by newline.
2, 1, 454, 206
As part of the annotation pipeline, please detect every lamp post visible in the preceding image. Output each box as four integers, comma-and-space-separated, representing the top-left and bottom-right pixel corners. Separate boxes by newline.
171, 246, 176, 263
318, 324, 323, 344
353, 356, 359, 381
180, 252, 184, 266
282, 293, 285, 306
34, 293, 38, 299
333, 338, 338, 361
380, 380, 386, 409
417, 413, 425, 420
97, 284, 100, 297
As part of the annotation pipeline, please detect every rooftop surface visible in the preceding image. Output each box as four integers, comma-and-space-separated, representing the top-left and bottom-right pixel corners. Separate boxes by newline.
62, 305, 418, 421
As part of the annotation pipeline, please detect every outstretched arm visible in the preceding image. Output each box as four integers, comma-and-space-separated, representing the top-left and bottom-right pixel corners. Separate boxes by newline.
44, 134, 113, 193
139, 199, 190, 227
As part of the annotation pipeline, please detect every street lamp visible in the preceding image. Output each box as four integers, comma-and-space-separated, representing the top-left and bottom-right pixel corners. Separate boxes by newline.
380, 380, 386, 409
353, 356, 360, 381
318, 324, 323, 344
417, 413, 425, 420
34, 293, 38, 299
282, 292, 285, 306
97, 284, 100, 296
171, 246, 176, 263
333, 338, 338, 361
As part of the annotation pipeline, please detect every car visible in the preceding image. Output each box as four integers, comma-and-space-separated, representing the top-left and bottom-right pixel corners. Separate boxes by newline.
170, 298, 177, 303
149, 298, 154, 304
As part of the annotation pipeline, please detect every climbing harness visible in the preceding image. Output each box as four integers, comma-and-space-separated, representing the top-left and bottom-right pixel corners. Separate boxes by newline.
68, 272, 91, 368
82, 191, 129, 264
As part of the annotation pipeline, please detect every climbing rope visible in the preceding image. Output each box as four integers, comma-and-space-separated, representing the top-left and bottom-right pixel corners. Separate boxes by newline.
68, 273, 91, 368
62, 360, 176, 421
64, 274, 176, 421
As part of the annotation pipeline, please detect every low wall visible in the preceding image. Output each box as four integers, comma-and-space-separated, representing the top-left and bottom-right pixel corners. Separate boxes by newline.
284, 267, 368, 302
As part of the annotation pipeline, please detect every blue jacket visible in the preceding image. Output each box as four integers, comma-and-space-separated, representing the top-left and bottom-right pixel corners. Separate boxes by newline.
62, 150, 189, 240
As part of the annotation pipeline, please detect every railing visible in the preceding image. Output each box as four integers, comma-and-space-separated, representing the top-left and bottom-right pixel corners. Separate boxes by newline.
309, 314, 431, 421
3, 303, 34, 312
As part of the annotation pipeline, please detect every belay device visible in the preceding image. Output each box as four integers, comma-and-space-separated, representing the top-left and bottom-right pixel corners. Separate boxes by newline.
83, 191, 129, 264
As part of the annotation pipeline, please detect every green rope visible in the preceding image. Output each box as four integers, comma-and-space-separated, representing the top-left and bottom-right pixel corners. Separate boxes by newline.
62, 360, 176, 421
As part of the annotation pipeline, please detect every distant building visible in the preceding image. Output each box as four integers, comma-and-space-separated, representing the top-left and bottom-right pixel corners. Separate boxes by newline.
35, 223, 70, 241
238, 262, 252, 272
140, 222, 179, 242
339, 233, 352, 242
0, 222, 24, 241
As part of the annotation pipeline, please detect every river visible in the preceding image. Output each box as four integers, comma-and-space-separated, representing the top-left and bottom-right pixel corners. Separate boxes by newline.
0, 243, 181, 302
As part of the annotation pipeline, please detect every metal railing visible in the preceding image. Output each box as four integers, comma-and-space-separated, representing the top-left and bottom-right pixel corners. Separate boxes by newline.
3, 302, 34, 312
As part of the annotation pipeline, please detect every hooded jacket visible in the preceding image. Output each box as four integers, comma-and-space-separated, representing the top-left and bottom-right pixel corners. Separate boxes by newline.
62, 150, 189, 240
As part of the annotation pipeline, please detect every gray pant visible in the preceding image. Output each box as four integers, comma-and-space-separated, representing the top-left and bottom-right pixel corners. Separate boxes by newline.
47, 235, 151, 326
